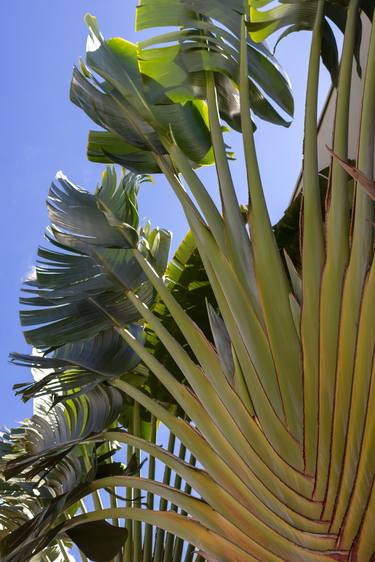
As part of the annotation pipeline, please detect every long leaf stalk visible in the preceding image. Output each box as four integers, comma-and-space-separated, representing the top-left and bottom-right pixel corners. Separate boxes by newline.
82, 447, 104, 512
58, 540, 71, 562
78, 496, 91, 560
123, 441, 134, 562
143, 219, 314, 494
116, 326, 319, 528
63, 473, 341, 562
239, 14, 303, 441
105, 386, 336, 556
113, 298, 320, 519
91, 297, 280, 501
133, 401, 142, 562
173, 453, 196, 562
205, 71, 260, 315
171, 202, 307, 469
143, 415, 157, 562
330, 11, 375, 539
154, 154, 210, 233
300, 0, 326, 478
163, 440, 187, 562
110, 488, 120, 529
132, 251, 297, 471
103, 440, 120, 528
336, 261, 375, 548
123, 292, 270, 476
153, 430, 176, 562
85, 467, 308, 559
131, 168, 306, 473
166, 142, 226, 250
231, 345, 255, 414
57, 508, 265, 562
353, 475, 375, 561
318, 0, 362, 511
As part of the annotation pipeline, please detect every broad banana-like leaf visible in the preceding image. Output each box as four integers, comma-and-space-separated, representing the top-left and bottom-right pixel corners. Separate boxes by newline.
70, 16, 215, 172
3, 385, 123, 480
10, 326, 145, 402
0, 430, 139, 562
3, 166, 180, 560
19, 167, 170, 349
0, 381, 137, 562
11, 167, 170, 404
248, 0, 373, 83
72, 5, 294, 174
136, 0, 294, 126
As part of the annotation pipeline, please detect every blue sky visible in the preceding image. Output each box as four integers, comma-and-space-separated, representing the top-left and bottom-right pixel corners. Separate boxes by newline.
0, 0, 331, 429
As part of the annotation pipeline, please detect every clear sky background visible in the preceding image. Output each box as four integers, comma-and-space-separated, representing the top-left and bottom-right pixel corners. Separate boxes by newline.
0, 1, 332, 430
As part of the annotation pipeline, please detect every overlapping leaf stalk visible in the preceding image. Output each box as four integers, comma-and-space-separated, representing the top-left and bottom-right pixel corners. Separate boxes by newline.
1, 0, 374, 561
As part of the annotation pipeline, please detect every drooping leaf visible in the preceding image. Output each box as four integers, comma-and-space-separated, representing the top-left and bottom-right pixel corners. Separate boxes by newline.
18, 168, 170, 349
72, 5, 295, 174
136, 0, 294, 120
70, 18, 216, 171
137, 8, 294, 127
87, 130, 162, 174
248, 0, 371, 83
10, 325, 145, 401
3, 385, 124, 480
0, 431, 86, 562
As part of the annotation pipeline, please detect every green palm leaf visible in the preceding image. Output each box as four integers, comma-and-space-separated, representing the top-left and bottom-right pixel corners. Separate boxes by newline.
3, 385, 123, 480
0, 382, 138, 562
248, 0, 373, 83
137, 0, 294, 126
19, 167, 170, 349
71, 4, 294, 174
12, 167, 170, 404
10, 326, 145, 402
70, 16, 215, 172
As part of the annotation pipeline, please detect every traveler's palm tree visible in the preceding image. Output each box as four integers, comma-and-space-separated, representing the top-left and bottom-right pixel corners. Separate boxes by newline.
1, 0, 374, 561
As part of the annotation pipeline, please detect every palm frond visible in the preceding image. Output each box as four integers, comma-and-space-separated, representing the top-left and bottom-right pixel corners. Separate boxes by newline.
137, 0, 294, 127
10, 167, 170, 402
71, 2, 294, 175
248, 0, 373, 83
